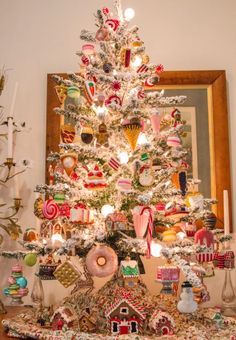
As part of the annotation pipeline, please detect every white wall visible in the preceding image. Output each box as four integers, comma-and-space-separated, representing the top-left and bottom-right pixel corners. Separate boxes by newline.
0, 0, 235, 306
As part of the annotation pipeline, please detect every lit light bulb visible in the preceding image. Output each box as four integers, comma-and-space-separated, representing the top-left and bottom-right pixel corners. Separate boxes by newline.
131, 56, 142, 68
95, 106, 107, 120
51, 233, 64, 247
101, 204, 114, 218
151, 241, 162, 257
118, 151, 129, 164
177, 232, 186, 240
137, 133, 148, 145
113, 69, 118, 76
124, 8, 135, 21
42, 238, 47, 245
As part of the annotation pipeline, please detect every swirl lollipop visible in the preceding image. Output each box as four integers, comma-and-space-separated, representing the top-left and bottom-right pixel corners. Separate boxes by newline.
42, 200, 59, 220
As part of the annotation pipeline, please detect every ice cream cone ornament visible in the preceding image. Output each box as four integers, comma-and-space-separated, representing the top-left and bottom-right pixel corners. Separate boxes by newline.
55, 85, 67, 108
122, 116, 141, 151
60, 152, 78, 176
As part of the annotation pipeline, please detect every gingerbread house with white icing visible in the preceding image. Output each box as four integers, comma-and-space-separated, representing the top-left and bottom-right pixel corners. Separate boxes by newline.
105, 289, 146, 336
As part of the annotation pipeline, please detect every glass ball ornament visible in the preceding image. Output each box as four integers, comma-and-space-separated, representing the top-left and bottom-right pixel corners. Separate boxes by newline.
24, 253, 37, 267
131, 55, 142, 68
16, 276, 28, 288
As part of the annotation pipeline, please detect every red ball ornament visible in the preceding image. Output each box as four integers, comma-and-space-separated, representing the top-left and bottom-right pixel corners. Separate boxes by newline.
111, 80, 121, 91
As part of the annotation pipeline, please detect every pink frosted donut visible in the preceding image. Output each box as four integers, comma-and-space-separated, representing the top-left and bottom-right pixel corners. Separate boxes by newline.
86, 245, 118, 278
42, 199, 59, 220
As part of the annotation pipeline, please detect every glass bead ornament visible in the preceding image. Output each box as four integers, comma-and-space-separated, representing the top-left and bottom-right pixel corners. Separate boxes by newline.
31, 272, 44, 308
221, 268, 236, 316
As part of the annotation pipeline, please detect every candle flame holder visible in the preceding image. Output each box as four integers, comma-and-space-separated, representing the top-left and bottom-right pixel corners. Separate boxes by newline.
0, 157, 26, 185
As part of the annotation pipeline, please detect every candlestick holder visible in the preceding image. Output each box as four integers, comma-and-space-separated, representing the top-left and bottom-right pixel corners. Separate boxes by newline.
0, 197, 23, 240
0, 157, 26, 184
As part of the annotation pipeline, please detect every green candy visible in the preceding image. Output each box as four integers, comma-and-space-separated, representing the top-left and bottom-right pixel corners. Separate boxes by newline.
54, 193, 65, 204
141, 153, 149, 161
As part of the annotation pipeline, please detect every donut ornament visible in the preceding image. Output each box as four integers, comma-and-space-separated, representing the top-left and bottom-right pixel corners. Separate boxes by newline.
60, 152, 78, 177
85, 245, 118, 278
42, 199, 60, 220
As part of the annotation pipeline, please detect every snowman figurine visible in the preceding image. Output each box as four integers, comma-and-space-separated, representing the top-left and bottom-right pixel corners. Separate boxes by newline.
139, 164, 154, 187
177, 281, 198, 314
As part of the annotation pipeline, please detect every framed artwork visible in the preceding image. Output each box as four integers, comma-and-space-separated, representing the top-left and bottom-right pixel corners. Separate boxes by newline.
46, 70, 231, 229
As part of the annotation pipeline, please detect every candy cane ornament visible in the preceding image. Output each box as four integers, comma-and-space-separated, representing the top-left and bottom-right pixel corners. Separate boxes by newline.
140, 206, 153, 259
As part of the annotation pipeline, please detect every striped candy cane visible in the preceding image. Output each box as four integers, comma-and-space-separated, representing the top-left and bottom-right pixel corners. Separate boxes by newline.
140, 206, 153, 259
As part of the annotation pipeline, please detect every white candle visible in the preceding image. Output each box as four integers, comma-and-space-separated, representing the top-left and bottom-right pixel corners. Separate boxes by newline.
9, 82, 18, 117
223, 190, 230, 235
7, 117, 13, 158
14, 173, 20, 198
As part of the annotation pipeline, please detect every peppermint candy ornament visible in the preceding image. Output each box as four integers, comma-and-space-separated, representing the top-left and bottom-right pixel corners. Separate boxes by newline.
156, 64, 164, 74
42, 199, 60, 220
105, 19, 120, 31
137, 89, 146, 100
105, 94, 122, 108
111, 80, 121, 91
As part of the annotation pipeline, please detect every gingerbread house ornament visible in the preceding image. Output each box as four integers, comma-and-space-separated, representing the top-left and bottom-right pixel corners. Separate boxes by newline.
78, 308, 97, 332
149, 309, 175, 336
105, 289, 146, 335
51, 306, 77, 331
105, 212, 128, 231
119, 257, 140, 289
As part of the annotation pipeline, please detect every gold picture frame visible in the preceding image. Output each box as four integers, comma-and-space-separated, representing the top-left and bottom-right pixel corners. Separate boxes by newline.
46, 70, 231, 229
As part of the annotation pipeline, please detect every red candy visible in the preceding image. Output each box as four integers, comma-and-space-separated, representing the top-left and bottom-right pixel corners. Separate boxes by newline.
102, 7, 109, 16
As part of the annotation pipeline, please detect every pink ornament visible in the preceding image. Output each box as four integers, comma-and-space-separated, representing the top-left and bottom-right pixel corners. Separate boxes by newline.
82, 44, 95, 55
105, 19, 120, 31
150, 111, 161, 134
96, 27, 109, 41
42, 200, 60, 220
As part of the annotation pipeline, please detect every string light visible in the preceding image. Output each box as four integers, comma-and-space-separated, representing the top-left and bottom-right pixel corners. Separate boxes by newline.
124, 8, 135, 21
101, 204, 114, 217
151, 241, 162, 257
131, 55, 142, 68
137, 133, 148, 145
118, 151, 129, 164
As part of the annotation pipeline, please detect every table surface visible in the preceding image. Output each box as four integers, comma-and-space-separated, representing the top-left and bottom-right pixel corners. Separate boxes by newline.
0, 306, 31, 339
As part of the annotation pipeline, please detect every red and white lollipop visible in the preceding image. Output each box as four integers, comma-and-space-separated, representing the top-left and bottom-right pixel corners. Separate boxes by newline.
43, 199, 60, 220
